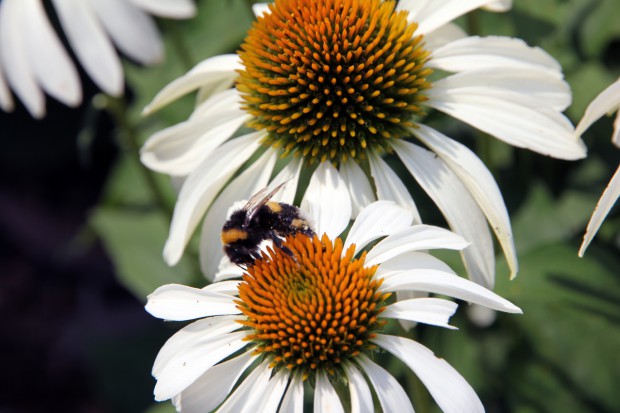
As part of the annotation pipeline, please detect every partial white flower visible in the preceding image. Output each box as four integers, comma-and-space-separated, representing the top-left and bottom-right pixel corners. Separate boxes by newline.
146, 200, 522, 413
142, 0, 586, 288
575, 77, 620, 256
0, 0, 196, 118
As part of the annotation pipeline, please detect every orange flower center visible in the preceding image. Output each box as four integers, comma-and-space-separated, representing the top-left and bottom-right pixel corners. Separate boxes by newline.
237, 0, 431, 164
236, 234, 390, 376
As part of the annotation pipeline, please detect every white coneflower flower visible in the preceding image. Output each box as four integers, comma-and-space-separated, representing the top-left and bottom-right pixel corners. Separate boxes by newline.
576, 77, 620, 257
142, 0, 587, 288
0, 0, 196, 118
146, 200, 521, 413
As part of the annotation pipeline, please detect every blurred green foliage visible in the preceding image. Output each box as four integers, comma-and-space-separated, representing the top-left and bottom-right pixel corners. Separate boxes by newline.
86, 0, 619, 412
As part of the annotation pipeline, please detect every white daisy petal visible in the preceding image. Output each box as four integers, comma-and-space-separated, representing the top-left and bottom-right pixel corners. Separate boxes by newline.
91, 0, 163, 65
434, 68, 571, 110
397, 0, 508, 35
427, 87, 586, 160
141, 92, 249, 176
174, 351, 255, 413
0, 67, 13, 112
393, 140, 496, 287
199, 149, 277, 279
129, 0, 196, 19
217, 361, 274, 413
357, 354, 415, 413
267, 157, 304, 204
203, 280, 241, 295
214, 256, 246, 282
379, 251, 458, 275
154, 329, 250, 401
344, 201, 414, 255
257, 369, 291, 413
314, 371, 344, 413
379, 268, 522, 313
342, 362, 374, 413
145, 284, 240, 321
412, 124, 518, 279
579, 164, 620, 257
252, 3, 271, 17
381, 297, 458, 329
164, 133, 262, 266
482, 0, 512, 12
52, 0, 123, 96
24, 0, 81, 107
279, 371, 304, 413
340, 160, 376, 218
429, 36, 561, 74
301, 162, 352, 239
143, 54, 242, 114
152, 315, 242, 376
374, 334, 484, 413
423, 23, 467, 51
574, 77, 620, 139
366, 225, 469, 267
0, 0, 44, 118
368, 151, 422, 223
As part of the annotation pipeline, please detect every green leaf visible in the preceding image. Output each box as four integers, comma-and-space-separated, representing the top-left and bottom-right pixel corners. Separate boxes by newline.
90, 206, 196, 300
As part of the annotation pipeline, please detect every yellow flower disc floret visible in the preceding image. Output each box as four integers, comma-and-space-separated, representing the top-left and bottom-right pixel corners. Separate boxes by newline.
236, 233, 390, 376
237, 0, 432, 164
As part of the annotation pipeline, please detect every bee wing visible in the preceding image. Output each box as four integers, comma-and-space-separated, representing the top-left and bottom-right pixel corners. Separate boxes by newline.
243, 181, 290, 225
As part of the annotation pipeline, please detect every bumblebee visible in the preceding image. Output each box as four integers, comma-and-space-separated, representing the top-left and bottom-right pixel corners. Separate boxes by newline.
221, 183, 315, 267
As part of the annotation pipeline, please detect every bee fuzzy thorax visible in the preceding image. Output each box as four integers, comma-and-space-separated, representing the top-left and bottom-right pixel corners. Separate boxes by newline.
221, 185, 315, 267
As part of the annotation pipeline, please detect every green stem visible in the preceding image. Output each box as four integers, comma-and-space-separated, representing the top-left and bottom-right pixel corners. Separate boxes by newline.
163, 20, 196, 70
98, 95, 174, 219
466, 10, 481, 36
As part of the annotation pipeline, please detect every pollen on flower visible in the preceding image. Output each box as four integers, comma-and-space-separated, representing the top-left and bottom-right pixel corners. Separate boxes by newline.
236, 233, 390, 375
237, 0, 432, 164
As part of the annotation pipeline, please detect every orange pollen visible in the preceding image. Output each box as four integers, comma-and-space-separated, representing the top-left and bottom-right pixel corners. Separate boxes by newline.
236, 233, 389, 374
237, 0, 432, 165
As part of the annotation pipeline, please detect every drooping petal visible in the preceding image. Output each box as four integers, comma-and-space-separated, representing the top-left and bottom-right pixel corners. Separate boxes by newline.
397, 0, 509, 35
267, 157, 303, 204
366, 225, 469, 267
429, 36, 562, 75
432, 68, 571, 110
252, 2, 271, 17
373, 334, 484, 413
203, 280, 241, 295
381, 297, 458, 329
357, 354, 415, 413
613, 111, 620, 147
0, 67, 13, 112
0, 0, 44, 117
174, 351, 255, 413
579, 164, 620, 257
154, 327, 250, 401
164, 133, 262, 265
482, 0, 512, 12
199, 149, 277, 279
427, 87, 586, 160
412, 124, 518, 279
574, 77, 620, 139
145, 284, 241, 321
91, 0, 163, 65
279, 371, 304, 413
368, 151, 421, 223
378, 251, 457, 276
143, 54, 241, 114
344, 201, 414, 255
340, 160, 376, 218
217, 361, 274, 413
342, 362, 373, 413
24, 0, 81, 107
393, 140, 496, 287
141, 89, 249, 176
314, 371, 344, 413
379, 268, 522, 313
52, 0, 123, 96
423, 22, 467, 51
256, 369, 291, 413
129, 0, 196, 19
301, 162, 352, 239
